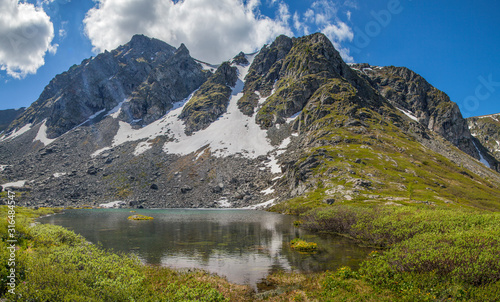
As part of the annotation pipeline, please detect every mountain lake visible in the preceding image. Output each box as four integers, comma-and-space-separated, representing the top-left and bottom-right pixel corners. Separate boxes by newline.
38, 209, 372, 288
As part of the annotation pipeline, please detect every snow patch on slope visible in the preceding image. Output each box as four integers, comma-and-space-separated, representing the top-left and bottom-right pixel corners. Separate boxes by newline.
195, 59, 218, 73
106, 100, 127, 119
33, 120, 56, 146
243, 198, 276, 210
477, 114, 500, 122
397, 108, 418, 122
99, 200, 126, 208
90, 51, 289, 161
0, 123, 32, 142
473, 140, 491, 167
1, 180, 26, 191
163, 52, 274, 159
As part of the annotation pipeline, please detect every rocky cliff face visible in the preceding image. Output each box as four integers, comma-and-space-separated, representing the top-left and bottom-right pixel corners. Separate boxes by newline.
351, 64, 480, 159
467, 114, 500, 168
1, 33, 499, 210
5, 35, 196, 138
120, 43, 210, 126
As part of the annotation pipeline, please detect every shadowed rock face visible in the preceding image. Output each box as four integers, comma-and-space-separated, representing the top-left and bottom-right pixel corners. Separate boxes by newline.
0, 108, 25, 133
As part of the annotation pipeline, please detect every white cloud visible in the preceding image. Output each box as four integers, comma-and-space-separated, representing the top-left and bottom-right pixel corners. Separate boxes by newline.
83, 0, 293, 64
0, 0, 56, 79
293, 0, 355, 62
58, 20, 68, 40
322, 21, 354, 62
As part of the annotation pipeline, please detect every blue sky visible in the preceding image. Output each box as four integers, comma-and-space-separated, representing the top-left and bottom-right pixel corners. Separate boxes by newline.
1, 0, 499, 118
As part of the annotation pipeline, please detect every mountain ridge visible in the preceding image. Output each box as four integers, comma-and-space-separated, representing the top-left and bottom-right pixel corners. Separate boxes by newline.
1, 33, 499, 210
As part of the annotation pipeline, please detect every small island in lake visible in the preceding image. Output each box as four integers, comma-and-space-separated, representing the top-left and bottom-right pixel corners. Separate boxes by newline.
128, 214, 154, 220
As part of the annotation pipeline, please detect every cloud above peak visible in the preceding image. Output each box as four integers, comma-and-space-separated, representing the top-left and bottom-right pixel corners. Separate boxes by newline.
84, 0, 293, 64
0, 0, 56, 79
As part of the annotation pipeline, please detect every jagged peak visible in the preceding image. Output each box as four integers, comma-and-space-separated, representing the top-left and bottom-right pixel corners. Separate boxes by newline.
175, 43, 190, 55
121, 34, 176, 55
231, 52, 249, 66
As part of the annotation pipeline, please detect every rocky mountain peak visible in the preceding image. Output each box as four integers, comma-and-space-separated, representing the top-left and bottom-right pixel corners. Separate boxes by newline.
232, 52, 249, 66
175, 43, 190, 56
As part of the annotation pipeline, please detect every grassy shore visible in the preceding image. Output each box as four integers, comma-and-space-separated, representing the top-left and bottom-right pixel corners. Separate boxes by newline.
1, 204, 499, 301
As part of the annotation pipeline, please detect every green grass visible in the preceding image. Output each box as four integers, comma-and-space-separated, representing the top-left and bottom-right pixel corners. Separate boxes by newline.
2, 204, 500, 301
271, 201, 500, 301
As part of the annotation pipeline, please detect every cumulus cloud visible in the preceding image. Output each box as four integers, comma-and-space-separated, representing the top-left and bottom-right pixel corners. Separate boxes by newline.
322, 21, 354, 61
0, 0, 56, 79
83, 0, 293, 64
293, 0, 354, 62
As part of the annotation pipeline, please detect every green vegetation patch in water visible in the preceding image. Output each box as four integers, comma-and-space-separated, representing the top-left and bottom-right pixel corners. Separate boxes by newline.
128, 214, 154, 220
290, 238, 318, 253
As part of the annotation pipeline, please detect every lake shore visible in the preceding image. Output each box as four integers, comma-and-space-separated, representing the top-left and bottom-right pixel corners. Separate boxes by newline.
2, 205, 500, 301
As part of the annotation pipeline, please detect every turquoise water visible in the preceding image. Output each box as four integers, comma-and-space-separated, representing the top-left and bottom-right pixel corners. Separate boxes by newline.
38, 208, 371, 287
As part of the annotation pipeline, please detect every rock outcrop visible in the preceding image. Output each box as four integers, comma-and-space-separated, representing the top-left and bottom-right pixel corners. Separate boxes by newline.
179, 61, 238, 134
352, 64, 480, 159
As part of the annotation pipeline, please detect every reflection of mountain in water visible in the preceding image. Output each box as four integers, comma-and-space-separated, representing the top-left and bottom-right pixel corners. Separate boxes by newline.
38, 209, 371, 287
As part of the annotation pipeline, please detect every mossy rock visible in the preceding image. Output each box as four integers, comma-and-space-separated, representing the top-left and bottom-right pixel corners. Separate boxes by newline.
127, 214, 154, 220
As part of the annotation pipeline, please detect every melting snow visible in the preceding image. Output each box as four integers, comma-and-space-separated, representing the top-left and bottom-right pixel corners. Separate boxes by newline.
1, 180, 26, 191
76, 109, 106, 128
0, 123, 32, 141
397, 108, 418, 122
472, 141, 490, 167
478, 114, 500, 122
195, 60, 219, 72
106, 100, 126, 119
262, 137, 291, 174
134, 141, 154, 156
243, 198, 276, 210
33, 120, 56, 146
89, 51, 290, 161
53, 172, 67, 178
163, 52, 274, 159
99, 200, 126, 208
260, 187, 275, 195
91, 147, 112, 158
216, 198, 231, 208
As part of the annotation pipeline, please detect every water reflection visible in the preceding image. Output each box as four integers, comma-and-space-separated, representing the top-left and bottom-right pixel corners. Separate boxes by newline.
39, 209, 371, 287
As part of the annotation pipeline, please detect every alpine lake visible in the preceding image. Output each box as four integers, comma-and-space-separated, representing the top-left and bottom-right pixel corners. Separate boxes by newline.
38, 209, 372, 288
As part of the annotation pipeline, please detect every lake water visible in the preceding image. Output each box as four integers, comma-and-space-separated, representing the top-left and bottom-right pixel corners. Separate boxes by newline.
38, 209, 371, 287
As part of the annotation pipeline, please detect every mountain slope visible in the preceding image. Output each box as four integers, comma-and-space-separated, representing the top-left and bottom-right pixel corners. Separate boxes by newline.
0, 108, 25, 133
4, 35, 199, 139
0, 33, 499, 210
